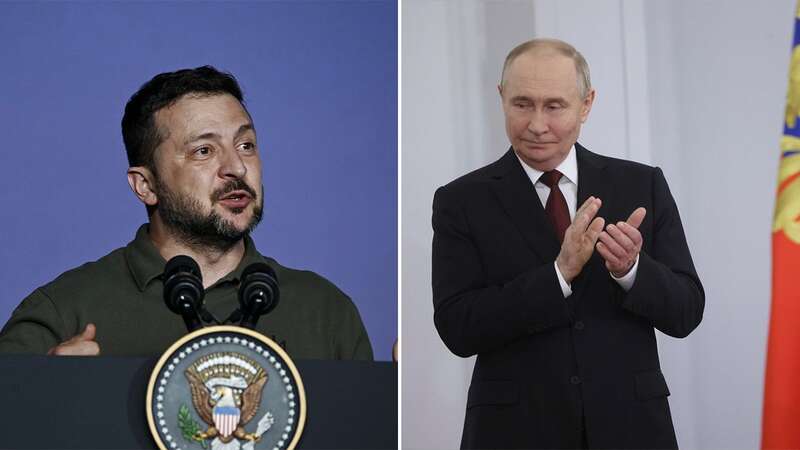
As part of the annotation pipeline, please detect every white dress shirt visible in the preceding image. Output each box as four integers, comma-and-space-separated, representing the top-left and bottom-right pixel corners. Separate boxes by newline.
515, 146, 638, 298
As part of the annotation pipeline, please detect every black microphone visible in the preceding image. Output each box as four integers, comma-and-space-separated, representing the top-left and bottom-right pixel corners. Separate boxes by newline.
237, 262, 279, 330
163, 255, 205, 332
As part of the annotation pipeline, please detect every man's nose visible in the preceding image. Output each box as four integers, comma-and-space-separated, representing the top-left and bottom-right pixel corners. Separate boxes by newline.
527, 111, 549, 135
218, 146, 247, 179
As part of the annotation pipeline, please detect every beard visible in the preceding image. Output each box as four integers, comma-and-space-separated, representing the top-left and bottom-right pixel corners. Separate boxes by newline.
154, 178, 263, 252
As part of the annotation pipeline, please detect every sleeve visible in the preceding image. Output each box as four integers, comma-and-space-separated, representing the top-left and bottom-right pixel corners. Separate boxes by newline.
553, 261, 573, 297
619, 167, 705, 338
610, 254, 639, 291
347, 326, 374, 361
335, 294, 374, 361
432, 186, 571, 358
0, 288, 66, 354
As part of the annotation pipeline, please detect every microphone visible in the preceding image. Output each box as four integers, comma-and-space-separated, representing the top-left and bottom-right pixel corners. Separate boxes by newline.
237, 262, 279, 330
163, 255, 205, 332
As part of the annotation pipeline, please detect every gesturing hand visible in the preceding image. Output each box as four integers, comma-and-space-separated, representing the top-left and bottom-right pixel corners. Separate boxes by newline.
596, 207, 646, 277
47, 323, 100, 356
556, 196, 605, 283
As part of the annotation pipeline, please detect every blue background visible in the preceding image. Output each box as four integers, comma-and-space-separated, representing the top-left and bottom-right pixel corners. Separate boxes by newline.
0, 1, 397, 360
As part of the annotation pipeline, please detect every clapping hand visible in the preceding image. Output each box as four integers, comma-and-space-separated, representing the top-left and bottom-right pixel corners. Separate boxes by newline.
596, 207, 646, 277
556, 196, 605, 283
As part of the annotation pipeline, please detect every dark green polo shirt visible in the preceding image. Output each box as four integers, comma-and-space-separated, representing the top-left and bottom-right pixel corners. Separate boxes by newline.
0, 225, 373, 360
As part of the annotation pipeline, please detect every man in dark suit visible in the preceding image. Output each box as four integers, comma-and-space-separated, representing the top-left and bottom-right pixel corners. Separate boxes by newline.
432, 38, 704, 449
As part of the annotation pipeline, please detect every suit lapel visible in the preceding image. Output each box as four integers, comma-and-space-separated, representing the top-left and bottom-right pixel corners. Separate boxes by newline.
489, 149, 561, 263
575, 143, 612, 216
572, 143, 614, 299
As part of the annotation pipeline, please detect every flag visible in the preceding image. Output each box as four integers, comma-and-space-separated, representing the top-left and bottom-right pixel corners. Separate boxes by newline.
762, 2, 800, 448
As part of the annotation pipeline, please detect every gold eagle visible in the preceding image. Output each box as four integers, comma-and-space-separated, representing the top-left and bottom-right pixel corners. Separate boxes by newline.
787, 46, 800, 129
185, 368, 269, 444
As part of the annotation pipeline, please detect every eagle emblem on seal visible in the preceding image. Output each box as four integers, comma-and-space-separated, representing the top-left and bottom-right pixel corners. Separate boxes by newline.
147, 327, 305, 450
184, 352, 272, 446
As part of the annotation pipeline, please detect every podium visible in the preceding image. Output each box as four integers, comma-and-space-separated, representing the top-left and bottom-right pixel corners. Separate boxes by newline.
0, 355, 397, 449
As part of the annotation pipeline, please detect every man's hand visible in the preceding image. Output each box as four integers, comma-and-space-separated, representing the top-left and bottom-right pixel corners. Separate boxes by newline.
47, 323, 100, 356
596, 207, 646, 277
556, 196, 605, 283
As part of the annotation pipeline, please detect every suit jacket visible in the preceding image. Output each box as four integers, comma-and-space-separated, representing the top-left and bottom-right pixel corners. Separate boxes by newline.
432, 144, 704, 449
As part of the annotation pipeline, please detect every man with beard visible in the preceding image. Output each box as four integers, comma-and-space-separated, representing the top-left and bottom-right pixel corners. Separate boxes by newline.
0, 66, 373, 359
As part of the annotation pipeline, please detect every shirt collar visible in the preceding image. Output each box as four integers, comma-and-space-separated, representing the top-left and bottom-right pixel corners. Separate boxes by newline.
515, 144, 579, 187
213, 237, 264, 287
125, 223, 264, 292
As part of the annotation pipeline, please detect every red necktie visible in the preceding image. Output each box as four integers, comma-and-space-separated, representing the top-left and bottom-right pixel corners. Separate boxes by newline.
540, 170, 570, 244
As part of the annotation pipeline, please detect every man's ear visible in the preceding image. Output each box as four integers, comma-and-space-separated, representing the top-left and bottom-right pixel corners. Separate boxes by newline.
127, 167, 158, 207
580, 88, 596, 123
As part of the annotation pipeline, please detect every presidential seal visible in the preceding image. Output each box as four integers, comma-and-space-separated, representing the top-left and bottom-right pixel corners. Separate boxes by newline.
147, 326, 306, 450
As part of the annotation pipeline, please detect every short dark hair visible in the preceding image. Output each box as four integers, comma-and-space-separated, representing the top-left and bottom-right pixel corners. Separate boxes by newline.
121, 65, 245, 171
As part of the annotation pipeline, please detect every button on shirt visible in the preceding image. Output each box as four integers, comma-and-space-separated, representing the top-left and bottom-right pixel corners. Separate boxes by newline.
515, 146, 639, 298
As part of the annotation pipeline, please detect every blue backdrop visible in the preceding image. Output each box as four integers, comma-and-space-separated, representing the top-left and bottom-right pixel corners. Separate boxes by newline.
0, 1, 397, 360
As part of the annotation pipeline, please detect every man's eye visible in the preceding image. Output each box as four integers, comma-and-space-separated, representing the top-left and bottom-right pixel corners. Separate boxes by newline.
194, 146, 212, 156
239, 142, 255, 152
